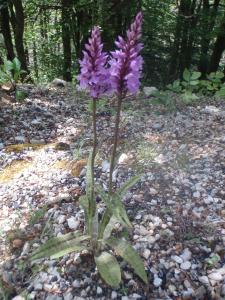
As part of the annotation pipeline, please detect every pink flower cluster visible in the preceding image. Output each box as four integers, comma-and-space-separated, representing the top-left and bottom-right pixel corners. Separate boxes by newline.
78, 12, 143, 98
77, 26, 110, 98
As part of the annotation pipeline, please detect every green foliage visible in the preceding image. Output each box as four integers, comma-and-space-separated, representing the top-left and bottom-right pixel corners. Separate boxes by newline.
106, 237, 148, 283
206, 254, 220, 267
152, 69, 225, 111
31, 232, 90, 260
0, 58, 22, 89
31, 167, 147, 286
94, 252, 121, 287
152, 90, 177, 111
29, 206, 47, 226
215, 85, 225, 98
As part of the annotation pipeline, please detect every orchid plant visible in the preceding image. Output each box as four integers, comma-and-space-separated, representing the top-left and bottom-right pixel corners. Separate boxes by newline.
32, 12, 148, 287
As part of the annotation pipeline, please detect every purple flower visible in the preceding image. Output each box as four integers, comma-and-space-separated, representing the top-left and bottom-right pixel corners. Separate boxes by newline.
109, 12, 143, 95
78, 26, 111, 98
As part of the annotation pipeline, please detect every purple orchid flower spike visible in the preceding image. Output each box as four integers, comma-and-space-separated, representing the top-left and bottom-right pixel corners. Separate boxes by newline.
110, 12, 143, 96
78, 26, 111, 99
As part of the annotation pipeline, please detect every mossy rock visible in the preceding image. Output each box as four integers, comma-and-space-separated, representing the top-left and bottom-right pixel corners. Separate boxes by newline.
0, 160, 33, 183
54, 142, 70, 151
71, 159, 87, 177
5, 143, 45, 153
52, 159, 87, 177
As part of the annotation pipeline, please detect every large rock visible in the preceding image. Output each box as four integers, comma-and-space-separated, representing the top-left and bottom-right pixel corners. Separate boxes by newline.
143, 86, 158, 97
52, 78, 67, 87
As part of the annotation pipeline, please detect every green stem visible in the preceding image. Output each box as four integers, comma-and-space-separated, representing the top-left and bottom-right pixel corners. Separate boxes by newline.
108, 94, 123, 196
91, 99, 97, 196
89, 99, 97, 246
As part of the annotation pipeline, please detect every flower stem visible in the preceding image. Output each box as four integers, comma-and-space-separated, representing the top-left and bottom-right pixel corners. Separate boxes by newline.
109, 94, 123, 196
91, 99, 97, 191
89, 99, 97, 244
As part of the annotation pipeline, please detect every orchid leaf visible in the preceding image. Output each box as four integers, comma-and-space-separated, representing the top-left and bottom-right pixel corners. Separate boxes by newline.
116, 175, 140, 199
98, 207, 111, 239
95, 185, 110, 205
106, 237, 148, 283
183, 68, 190, 82
95, 252, 121, 287
32, 233, 90, 260
112, 196, 132, 228
103, 215, 119, 240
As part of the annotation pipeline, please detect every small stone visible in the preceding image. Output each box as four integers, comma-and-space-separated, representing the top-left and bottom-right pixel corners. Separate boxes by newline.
180, 248, 192, 261
208, 267, 225, 282
193, 191, 200, 198
149, 188, 157, 196
204, 196, 214, 204
2, 272, 13, 284
46, 295, 63, 300
63, 293, 73, 300
199, 276, 209, 285
55, 142, 70, 151
221, 284, 225, 296
96, 286, 102, 295
12, 297, 26, 300
0, 143, 4, 150
21, 242, 30, 256
146, 236, 156, 244
80, 290, 87, 297
139, 225, 149, 236
172, 255, 183, 264
153, 276, 162, 287
72, 279, 81, 288
152, 123, 163, 130
143, 86, 158, 96
132, 293, 142, 299
124, 271, 133, 280
31, 119, 41, 126
142, 248, 151, 260
180, 261, 191, 270
195, 286, 206, 300
15, 136, 26, 143
58, 215, 66, 224
135, 214, 142, 220
67, 217, 80, 230
3, 260, 13, 270
102, 160, 110, 172
34, 283, 43, 291
118, 153, 129, 164
111, 291, 117, 299
52, 78, 67, 87
12, 239, 23, 249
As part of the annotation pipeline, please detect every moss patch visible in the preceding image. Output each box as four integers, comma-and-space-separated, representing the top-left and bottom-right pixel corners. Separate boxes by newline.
5, 143, 45, 153
52, 158, 87, 177
0, 160, 33, 183
52, 159, 70, 170
71, 159, 87, 177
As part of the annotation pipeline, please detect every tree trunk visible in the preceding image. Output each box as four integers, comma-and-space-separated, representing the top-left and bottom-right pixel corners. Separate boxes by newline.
168, 0, 186, 80
9, 0, 28, 72
61, 0, 72, 81
198, 0, 220, 74
208, 14, 225, 73
33, 41, 38, 79
0, 2, 15, 60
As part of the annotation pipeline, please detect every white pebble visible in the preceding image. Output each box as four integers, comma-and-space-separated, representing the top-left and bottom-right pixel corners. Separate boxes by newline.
180, 261, 191, 270
153, 276, 162, 287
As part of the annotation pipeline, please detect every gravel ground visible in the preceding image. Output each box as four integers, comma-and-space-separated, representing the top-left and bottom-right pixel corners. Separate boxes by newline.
0, 85, 224, 300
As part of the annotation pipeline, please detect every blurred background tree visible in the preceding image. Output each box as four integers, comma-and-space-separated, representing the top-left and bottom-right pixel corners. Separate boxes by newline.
0, 0, 224, 87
